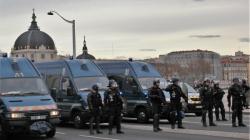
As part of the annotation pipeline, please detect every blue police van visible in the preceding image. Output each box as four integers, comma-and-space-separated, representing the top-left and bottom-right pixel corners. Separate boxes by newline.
96, 59, 170, 123
0, 56, 59, 139
35, 59, 109, 128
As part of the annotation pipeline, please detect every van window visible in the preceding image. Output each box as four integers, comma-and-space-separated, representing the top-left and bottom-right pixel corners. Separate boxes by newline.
0, 78, 48, 96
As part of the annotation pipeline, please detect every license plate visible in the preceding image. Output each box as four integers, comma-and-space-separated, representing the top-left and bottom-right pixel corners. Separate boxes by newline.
30, 115, 47, 120
196, 106, 202, 109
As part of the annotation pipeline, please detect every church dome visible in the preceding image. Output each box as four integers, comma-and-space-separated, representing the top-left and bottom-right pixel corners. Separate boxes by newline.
76, 36, 96, 60
13, 11, 55, 50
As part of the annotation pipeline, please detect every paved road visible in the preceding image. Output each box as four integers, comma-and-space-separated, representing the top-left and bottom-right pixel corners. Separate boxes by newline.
5, 114, 250, 140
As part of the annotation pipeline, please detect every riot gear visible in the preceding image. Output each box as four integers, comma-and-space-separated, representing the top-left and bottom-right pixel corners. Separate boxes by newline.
166, 81, 188, 129
104, 82, 124, 135
228, 78, 247, 127
149, 81, 166, 132
87, 85, 103, 135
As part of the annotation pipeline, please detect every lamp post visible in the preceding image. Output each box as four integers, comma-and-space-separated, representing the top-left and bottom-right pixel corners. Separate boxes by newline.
48, 11, 76, 59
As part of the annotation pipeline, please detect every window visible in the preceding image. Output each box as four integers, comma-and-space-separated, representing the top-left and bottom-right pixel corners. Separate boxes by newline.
41, 54, 45, 59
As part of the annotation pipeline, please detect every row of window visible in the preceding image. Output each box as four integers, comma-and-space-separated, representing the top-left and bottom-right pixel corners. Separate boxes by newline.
15, 54, 55, 59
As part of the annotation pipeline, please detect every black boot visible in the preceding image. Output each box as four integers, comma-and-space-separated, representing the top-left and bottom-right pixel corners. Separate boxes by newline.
209, 122, 217, 126
238, 123, 246, 127
232, 123, 237, 127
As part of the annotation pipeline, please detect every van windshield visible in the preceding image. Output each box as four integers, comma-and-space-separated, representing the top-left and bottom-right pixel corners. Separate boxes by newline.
74, 76, 109, 92
138, 77, 167, 90
0, 78, 49, 96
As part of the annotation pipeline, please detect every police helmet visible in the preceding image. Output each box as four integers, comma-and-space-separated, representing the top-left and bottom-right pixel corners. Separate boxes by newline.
232, 77, 239, 83
92, 84, 99, 91
108, 79, 118, 88
172, 78, 179, 84
153, 80, 160, 85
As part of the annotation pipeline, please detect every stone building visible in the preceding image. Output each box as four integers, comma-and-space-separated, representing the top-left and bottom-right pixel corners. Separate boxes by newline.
11, 10, 58, 62
158, 49, 223, 83
221, 51, 250, 84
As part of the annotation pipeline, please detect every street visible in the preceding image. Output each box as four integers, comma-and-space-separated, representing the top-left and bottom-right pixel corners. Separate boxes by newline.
5, 113, 250, 140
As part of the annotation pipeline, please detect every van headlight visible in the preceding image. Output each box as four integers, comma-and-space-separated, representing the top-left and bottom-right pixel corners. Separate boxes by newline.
50, 110, 60, 117
6, 112, 25, 119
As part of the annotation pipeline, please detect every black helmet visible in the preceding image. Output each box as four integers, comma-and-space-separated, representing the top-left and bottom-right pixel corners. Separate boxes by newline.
242, 79, 247, 84
108, 79, 118, 88
92, 84, 99, 91
153, 80, 160, 85
172, 78, 179, 84
233, 77, 239, 83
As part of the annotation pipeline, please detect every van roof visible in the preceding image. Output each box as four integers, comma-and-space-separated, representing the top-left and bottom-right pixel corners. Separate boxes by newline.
96, 60, 162, 78
0, 57, 39, 78
35, 59, 105, 77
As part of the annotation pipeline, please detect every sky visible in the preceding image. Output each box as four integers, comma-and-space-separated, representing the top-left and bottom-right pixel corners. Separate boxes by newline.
0, 0, 249, 59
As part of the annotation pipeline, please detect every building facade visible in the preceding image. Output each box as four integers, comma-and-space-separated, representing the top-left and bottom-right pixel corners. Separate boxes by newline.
158, 49, 223, 83
221, 51, 250, 84
11, 10, 58, 62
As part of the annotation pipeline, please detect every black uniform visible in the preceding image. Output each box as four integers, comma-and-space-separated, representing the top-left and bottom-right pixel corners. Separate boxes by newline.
200, 84, 216, 127
148, 86, 166, 132
228, 83, 246, 127
165, 84, 188, 129
213, 86, 227, 121
87, 90, 103, 134
242, 82, 249, 109
104, 88, 123, 134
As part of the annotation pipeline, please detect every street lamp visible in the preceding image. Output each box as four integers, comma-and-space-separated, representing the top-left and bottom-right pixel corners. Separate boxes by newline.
47, 11, 76, 59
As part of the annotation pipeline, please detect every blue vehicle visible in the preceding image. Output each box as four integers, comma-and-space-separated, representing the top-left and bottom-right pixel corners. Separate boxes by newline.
96, 59, 170, 123
35, 59, 109, 128
0, 56, 59, 139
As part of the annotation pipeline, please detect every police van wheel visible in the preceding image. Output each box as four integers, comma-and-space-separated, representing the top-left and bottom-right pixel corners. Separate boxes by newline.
46, 128, 56, 138
195, 112, 202, 116
136, 108, 149, 123
73, 113, 83, 129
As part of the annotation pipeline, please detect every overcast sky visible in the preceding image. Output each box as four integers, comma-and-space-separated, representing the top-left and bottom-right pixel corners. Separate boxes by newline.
0, 0, 249, 59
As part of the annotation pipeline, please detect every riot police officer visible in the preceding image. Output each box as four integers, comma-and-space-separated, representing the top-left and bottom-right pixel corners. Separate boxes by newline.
104, 80, 124, 135
213, 82, 227, 121
228, 78, 247, 127
87, 84, 103, 135
149, 80, 166, 132
165, 78, 188, 129
200, 79, 217, 127
241, 79, 249, 109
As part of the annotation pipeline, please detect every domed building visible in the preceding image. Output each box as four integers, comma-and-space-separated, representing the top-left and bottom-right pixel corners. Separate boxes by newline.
76, 36, 95, 60
11, 10, 57, 62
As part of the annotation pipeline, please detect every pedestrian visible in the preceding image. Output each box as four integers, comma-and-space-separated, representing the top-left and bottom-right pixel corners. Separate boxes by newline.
213, 82, 227, 121
165, 78, 188, 129
149, 80, 166, 132
87, 84, 103, 135
104, 80, 124, 135
199, 79, 217, 127
241, 79, 249, 109
228, 78, 247, 127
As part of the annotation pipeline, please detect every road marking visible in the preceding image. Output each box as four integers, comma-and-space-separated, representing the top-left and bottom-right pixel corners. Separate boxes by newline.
123, 124, 249, 140
56, 132, 66, 135
79, 134, 120, 140
183, 120, 250, 127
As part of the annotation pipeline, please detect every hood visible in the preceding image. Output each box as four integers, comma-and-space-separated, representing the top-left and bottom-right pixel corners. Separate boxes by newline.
1, 95, 57, 112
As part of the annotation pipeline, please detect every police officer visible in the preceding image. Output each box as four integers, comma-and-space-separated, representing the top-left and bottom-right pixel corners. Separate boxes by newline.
148, 80, 166, 132
241, 79, 249, 109
87, 84, 103, 135
104, 80, 124, 135
213, 82, 227, 121
166, 78, 188, 129
200, 79, 217, 127
228, 78, 247, 127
